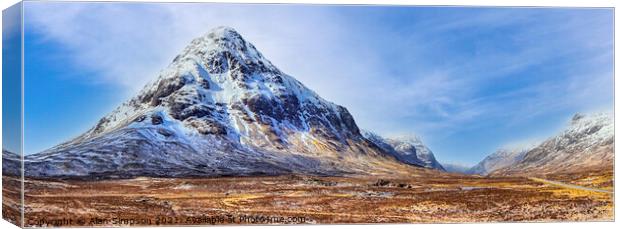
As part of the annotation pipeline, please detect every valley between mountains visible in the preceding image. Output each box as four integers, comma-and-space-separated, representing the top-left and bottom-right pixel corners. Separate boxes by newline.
2, 27, 614, 226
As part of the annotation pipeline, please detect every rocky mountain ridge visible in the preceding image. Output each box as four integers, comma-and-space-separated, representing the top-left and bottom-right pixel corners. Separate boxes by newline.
467, 148, 528, 175
440, 112, 613, 176
492, 113, 613, 176
362, 130, 445, 171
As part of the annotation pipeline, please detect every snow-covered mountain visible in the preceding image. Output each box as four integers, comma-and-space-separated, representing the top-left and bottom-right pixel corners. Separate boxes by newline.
2, 149, 20, 176
442, 163, 473, 174
23, 27, 425, 179
362, 130, 445, 171
467, 148, 528, 175
492, 113, 613, 176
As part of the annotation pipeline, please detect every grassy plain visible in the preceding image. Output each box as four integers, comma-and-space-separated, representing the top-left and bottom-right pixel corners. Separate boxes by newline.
2, 171, 613, 227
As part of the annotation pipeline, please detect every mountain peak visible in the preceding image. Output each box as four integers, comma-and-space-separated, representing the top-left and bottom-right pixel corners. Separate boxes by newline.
171, 26, 280, 78
205, 26, 243, 41
201, 26, 248, 50
569, 112, 611, 126
571, 113, 585, 123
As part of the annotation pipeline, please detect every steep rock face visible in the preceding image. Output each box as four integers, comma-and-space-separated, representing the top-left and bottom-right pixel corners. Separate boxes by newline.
492, 113, 614, 176
468, 149, 527, 175
362, 130, 445, 171
25, 27, 420, 179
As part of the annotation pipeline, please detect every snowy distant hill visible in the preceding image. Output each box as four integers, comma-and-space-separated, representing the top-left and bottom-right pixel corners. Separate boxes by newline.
2, 149, 20, 176
452, 113, 614, 176
442, 163, 473, 174
362, 130, 445, 171
23, 27, 429, 179
493, 113, 614, 176
467, 148, 528, 176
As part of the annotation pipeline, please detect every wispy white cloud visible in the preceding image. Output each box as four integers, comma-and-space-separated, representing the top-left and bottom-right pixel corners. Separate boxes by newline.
24, 3, 351, 93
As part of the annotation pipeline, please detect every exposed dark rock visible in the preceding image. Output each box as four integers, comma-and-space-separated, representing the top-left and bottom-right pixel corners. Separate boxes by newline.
172, 55, 181, 63
186, 118, 227, 135
199, 79, 210, 89
92, 117, 110, 134
243, 96, 276, 122
169, 97, 214, 121
133, 115, 147, 123
397, 183, 413, 188
337, 106, 361, 137
140, 76, 189, 106
373, 179, 392, 187
151, 115, 164, 125
205, 51, 229, 74
157, 129, 175, 137
572, 113, 585, 122
181, 105, 213, 120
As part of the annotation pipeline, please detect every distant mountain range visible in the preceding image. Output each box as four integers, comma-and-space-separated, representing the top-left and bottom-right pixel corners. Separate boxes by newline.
15, 27, 442, 179
443, 113, 613, 176
442, 163, 473, 174
362, 130, 445, 171
468, 148, 528, 176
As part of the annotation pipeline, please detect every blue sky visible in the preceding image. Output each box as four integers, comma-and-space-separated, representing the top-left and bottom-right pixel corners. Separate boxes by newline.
2, 3, 22, 154
21, 2, 613, 165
